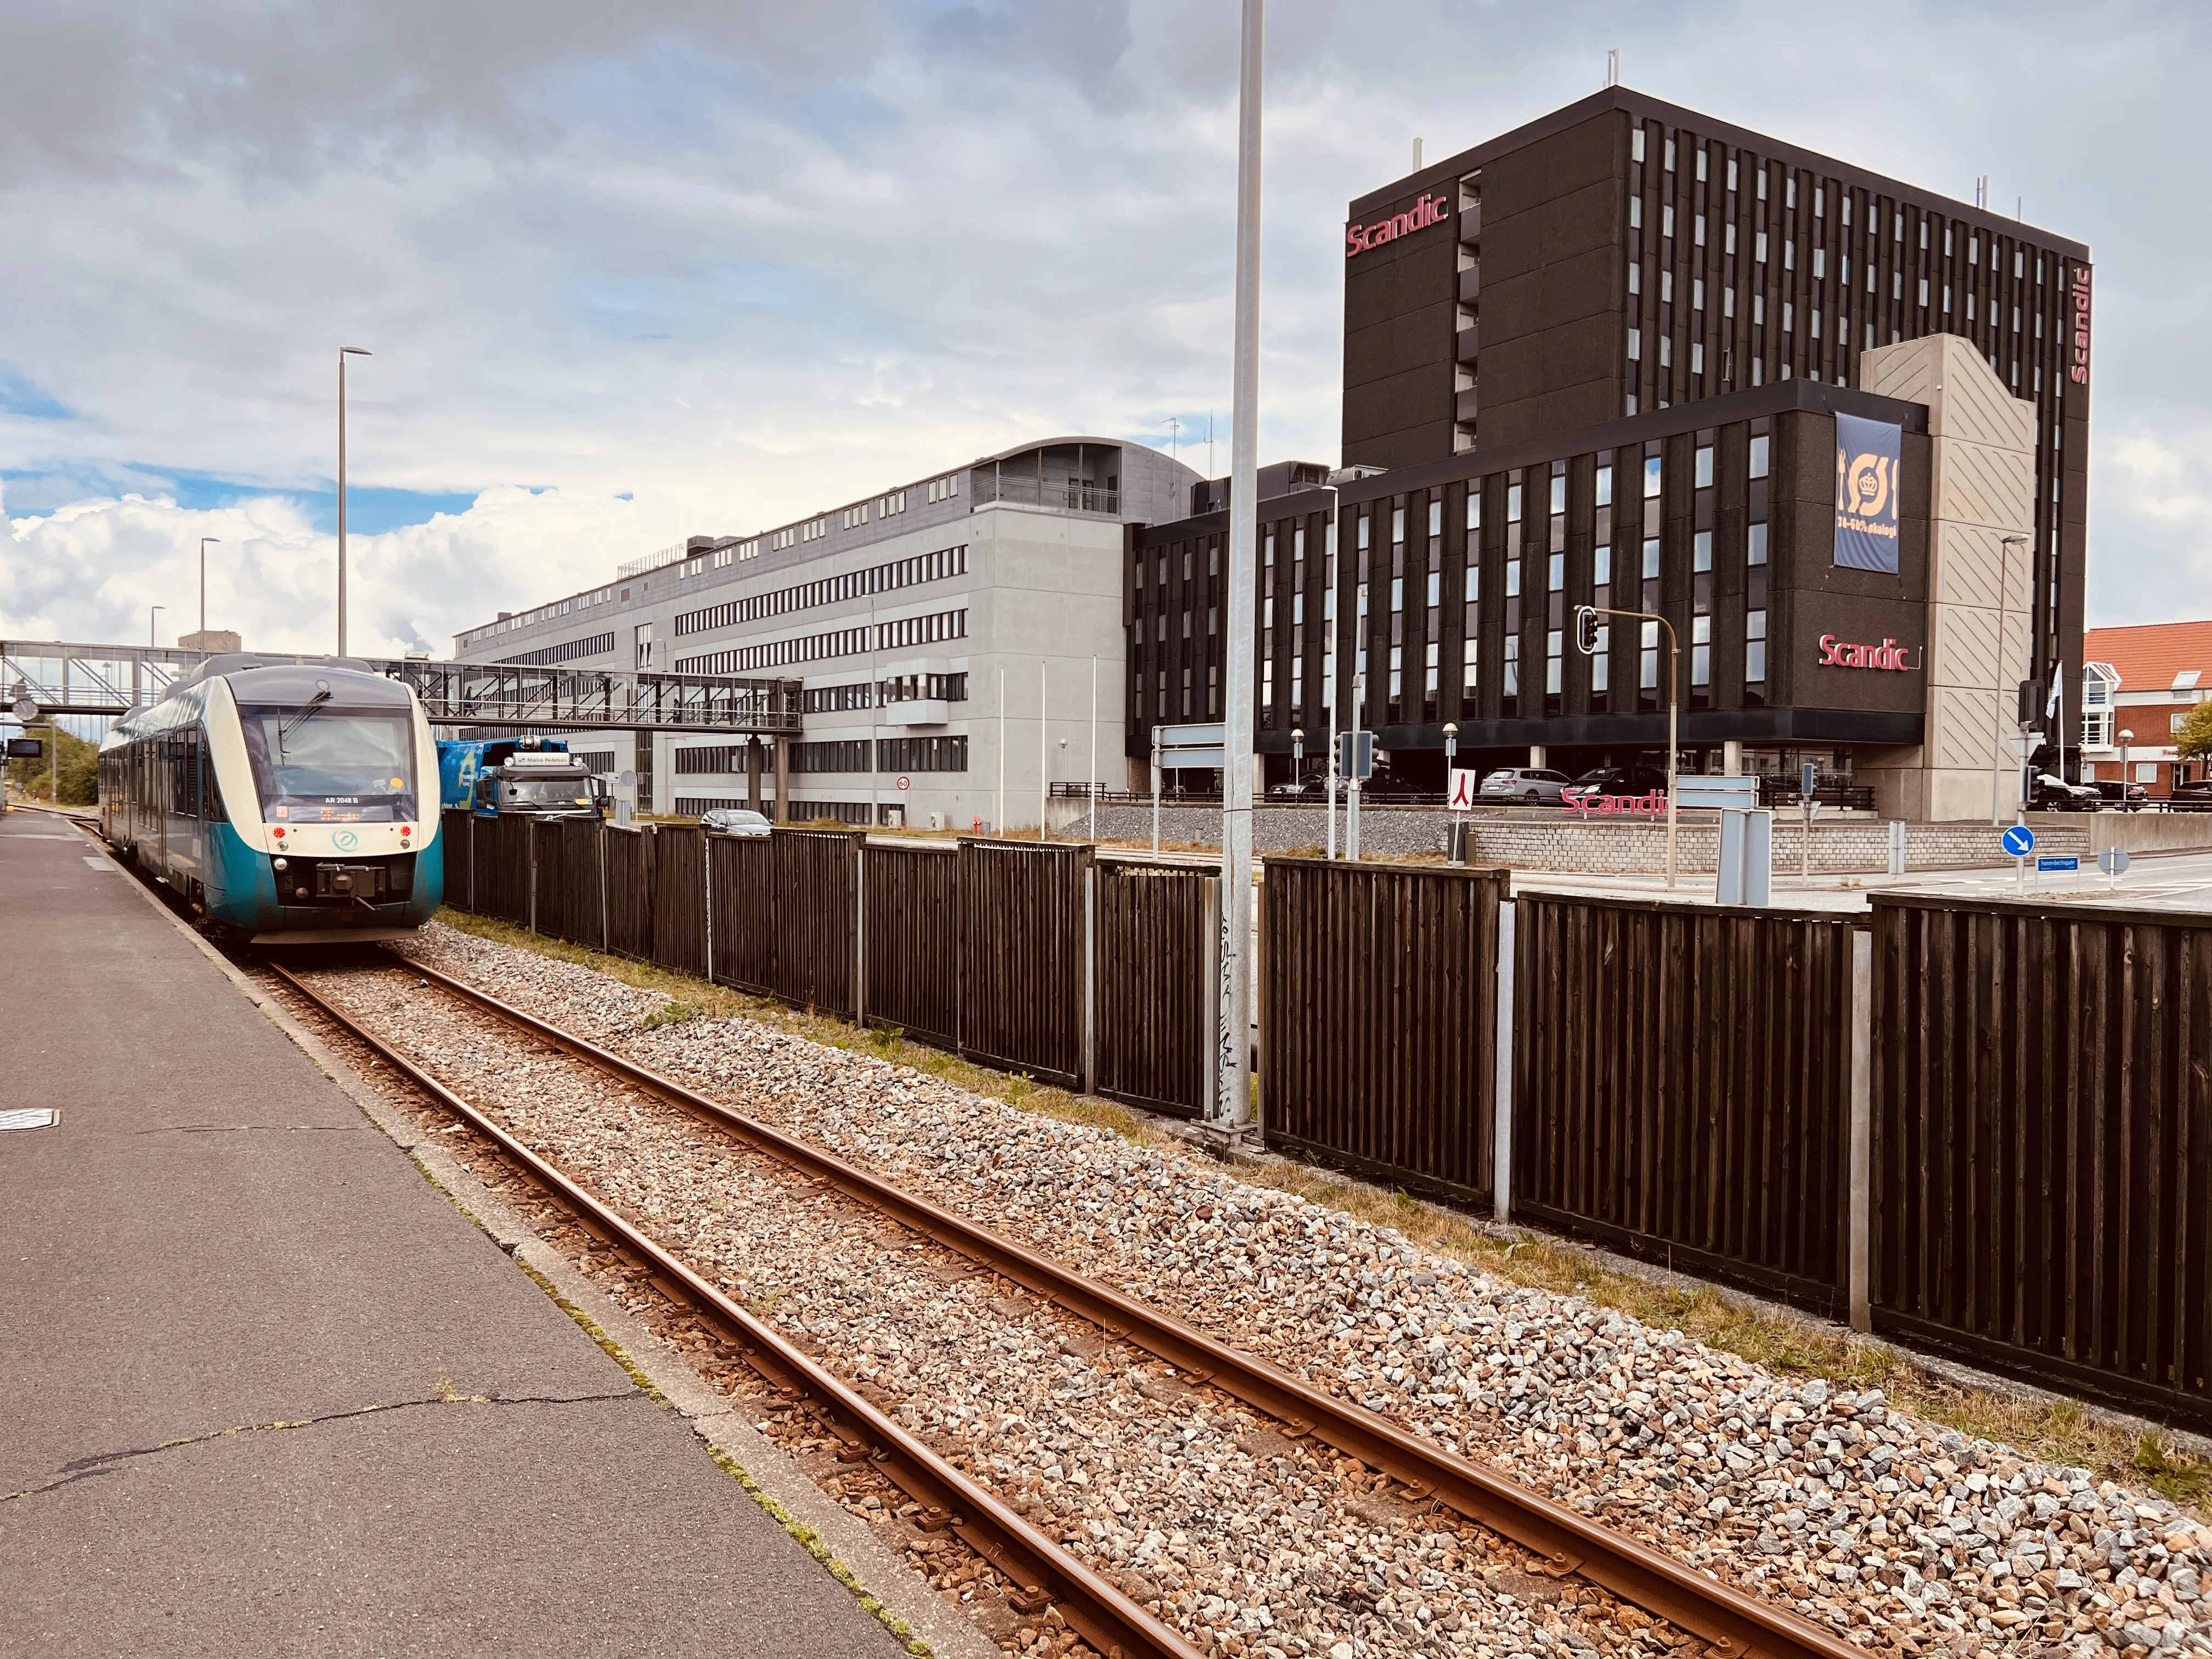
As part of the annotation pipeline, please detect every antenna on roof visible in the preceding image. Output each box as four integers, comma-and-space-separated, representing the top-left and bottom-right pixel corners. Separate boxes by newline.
1606, 47, 1620, 87
1412, 137, 1423, 171
1975, 173, 1989, 209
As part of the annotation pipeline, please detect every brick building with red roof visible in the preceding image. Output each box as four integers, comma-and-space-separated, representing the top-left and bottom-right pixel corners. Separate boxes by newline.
2079, 619, 2212, 797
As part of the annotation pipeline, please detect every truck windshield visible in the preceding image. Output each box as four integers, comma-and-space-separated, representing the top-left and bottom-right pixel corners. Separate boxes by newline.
238, 705, 417, 823
503, 778, 596, 808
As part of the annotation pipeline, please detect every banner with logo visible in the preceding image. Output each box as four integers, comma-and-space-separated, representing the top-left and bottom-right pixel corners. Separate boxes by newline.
1834, 412, 1901, 573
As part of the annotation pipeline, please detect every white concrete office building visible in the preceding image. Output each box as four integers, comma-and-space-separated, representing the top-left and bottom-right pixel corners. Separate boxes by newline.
454, 437, 1201, 829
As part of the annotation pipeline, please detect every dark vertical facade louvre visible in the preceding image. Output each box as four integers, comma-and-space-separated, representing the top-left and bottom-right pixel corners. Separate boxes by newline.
1259, 859, 1502, 1208
957, 840, 1090, 1087
708, 833, 775, 992
472, 815, 532, 926
1340, 87, 2086, 685
1130, 389, 1929, 765
1872, 896, 2211, 1425
1094, 863, 1214, 1118
861, 844, 962, 1048
769, 829, 860, 1015
533, 817, 607, 952
1513, 896, 1857, 1311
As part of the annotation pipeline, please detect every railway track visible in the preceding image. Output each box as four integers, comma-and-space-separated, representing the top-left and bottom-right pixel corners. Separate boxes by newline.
272, 956, 1870, 1659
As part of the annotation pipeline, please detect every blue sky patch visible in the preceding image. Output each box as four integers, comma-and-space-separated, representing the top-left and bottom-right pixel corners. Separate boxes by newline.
0, 363, 72, 420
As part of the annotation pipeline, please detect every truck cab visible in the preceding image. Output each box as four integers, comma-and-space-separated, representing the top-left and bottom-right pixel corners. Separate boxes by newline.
439, 738, 608, 820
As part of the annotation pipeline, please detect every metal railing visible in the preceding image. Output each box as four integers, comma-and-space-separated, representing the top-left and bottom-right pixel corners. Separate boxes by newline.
3, 639, 803, 735
970, 475, 1121, 516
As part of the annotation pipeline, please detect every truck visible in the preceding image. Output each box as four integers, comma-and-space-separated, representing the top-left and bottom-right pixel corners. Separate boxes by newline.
437, 738, 608, 820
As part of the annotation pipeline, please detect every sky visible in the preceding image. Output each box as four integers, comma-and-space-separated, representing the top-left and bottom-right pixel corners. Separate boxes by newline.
2, 0, 2208, 660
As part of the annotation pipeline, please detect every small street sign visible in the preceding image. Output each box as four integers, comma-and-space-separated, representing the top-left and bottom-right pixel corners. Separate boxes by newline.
2036, 854, 2079, 873
2098, 847, 2131, 878
1447, 768, 1479, 810
5, 737, 43, 759
2001, 824, 2035, 857
1154, 723, 1227, 772
895, 775, 911, 792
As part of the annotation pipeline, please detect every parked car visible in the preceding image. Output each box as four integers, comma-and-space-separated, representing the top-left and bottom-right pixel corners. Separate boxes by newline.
1355, 766, 1425, 803
700, 807, 773, 837
1479, 766, 1573, 805
2087, 780, 2148, 811
1568, 764, 1671, 799
1267, 776, 1329, 801
2028, 772, 2098, 812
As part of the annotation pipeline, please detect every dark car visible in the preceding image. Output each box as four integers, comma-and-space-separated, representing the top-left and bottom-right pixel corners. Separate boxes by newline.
1267, 776, 1330, 801
2087, 780, 2148, 811
700, 807, 772, 837
2029, 772, 2098, 812
1568, 764, 1670, 799
1356, 765, 1425, 803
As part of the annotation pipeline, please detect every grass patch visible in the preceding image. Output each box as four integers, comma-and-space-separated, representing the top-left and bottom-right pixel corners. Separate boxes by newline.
428, 905, 2205, 1515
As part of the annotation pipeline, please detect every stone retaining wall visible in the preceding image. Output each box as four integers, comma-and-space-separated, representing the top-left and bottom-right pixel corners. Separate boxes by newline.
1087, 804, 2092, 875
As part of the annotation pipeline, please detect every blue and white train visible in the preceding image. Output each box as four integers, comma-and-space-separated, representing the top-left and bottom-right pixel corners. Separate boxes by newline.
98, 655, 443, 943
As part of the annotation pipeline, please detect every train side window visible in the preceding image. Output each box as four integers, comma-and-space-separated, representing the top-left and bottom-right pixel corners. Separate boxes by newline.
200, 738, 227, 822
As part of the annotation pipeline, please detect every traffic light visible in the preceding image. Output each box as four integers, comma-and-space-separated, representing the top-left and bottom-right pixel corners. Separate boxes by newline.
2017, 679, 2047, 728
1573, 605, 1600, 654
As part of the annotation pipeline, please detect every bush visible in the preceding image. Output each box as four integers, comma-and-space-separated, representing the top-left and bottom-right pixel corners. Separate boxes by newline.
6, 725, 98, 806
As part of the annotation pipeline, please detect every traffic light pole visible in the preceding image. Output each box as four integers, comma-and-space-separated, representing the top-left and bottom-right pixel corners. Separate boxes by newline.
1575, 605, 1680, 889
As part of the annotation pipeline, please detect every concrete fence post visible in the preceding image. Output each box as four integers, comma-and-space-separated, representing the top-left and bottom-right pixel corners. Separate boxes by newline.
1493, 897, 1516, 1224
1848, 926, 1874, 1334
854, 839, 867, 1028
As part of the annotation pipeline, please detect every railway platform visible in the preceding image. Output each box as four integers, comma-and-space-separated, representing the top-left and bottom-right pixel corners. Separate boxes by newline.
0, 809, 907, 1658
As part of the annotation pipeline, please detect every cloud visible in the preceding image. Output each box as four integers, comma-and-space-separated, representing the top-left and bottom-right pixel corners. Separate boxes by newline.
0, 0, 2205, 654
2, 480, 642, 657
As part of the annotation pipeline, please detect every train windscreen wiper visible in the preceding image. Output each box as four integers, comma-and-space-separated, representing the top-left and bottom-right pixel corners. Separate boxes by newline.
278, 685, 333, 744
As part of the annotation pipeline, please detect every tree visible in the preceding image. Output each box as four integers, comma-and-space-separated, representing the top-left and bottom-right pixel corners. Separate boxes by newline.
2178, 701, 2212, 767
5, 724, 99, 805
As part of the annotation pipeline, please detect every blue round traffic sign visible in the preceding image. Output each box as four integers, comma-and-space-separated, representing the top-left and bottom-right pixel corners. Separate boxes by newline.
2001, 824, 2035, 857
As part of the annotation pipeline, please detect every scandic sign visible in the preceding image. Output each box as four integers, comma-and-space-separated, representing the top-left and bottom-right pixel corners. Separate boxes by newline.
1345, 193, 1450, 258
1817, 634, 1918, 671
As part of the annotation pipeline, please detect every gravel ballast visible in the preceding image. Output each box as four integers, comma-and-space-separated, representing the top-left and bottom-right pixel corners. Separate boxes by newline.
397, 923, 2212, 1659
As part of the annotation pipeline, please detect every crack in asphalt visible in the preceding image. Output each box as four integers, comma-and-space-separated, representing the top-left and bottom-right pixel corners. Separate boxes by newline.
132, 1124, 368, 1135
2, 1386, 645, 1504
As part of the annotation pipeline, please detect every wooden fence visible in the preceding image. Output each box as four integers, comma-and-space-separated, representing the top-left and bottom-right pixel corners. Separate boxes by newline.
1259, 858, 1505, 1209
1093, 860, 1215, 1119
1871, 894, 2211, 1426
435, 822, 2209, 1427
1513, 895, 1859, 1313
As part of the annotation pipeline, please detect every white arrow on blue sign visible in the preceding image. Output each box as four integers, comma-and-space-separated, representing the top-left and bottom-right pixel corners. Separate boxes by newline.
2001, 824, 2035, 857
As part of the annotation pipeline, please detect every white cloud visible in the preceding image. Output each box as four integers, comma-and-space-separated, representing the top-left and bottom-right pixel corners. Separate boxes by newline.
1, 0, 2208, 650
2, 481, 643, 656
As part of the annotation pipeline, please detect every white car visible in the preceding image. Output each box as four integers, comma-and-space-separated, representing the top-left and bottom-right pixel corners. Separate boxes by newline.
1478, 767, 1573, 805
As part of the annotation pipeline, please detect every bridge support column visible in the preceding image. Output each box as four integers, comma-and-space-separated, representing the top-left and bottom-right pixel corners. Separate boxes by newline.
746, 738, 763, 813
773, 738, 789, 822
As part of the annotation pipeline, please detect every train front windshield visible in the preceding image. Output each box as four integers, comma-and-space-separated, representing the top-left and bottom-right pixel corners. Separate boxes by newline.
238, 704, 419, 823
503, 777, 596, 808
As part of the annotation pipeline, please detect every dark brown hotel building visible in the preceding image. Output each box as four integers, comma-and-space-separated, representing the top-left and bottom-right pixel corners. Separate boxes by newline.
1126, 89, 2091, 813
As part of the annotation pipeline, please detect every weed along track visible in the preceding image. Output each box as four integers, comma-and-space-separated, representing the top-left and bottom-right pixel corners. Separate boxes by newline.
266, 955, 1878, 1659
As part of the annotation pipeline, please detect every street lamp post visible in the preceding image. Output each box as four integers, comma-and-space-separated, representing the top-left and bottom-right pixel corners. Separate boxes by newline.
1575, 605, 1680, 887
198, 538, 220, 657
1443, 721, 1462, 864
149, 604, 165, 650
337, 346, 373, 658
2119, 728, 2134, 802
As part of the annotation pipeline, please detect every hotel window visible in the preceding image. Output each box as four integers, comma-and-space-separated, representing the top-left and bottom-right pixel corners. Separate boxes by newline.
1749, 434, 1770, 479
1813, 249, 1825, 279
1632, 127, 1645, 163
1664, 136, 1675, 171
1725, 223, 1736, 256
1691, 616, 1711, 689
1726, 157, 1738, 191
1695, 444, 1714, 489
1502, 635, 1520, 710
1628, 263, 1641, 296
1662, 205, 1675, 238
1629, 197, 1642, 230
1546, 629, 1564, 697
1628, 328, 1641, 361
1694, 213, 1706, 246
1639, 621, 1660, 706
1424, 499, 1443, 719
1756, 232, 1768, 263
1462, 554, 1479, 701
1643, 456, 1662, 499
1745, 611, 1768, 700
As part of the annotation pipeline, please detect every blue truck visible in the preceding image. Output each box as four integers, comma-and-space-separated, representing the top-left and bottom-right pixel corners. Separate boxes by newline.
437, 738, 608, 820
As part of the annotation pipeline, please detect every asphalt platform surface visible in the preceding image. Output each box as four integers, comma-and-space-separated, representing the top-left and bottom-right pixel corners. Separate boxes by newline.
0, 810, 902, 1658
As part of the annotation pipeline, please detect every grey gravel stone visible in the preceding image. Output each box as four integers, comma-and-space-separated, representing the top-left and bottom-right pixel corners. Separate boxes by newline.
393, 922, 2212, 1659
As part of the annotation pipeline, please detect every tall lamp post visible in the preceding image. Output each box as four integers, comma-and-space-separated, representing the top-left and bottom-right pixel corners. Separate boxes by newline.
2119, 728, 2134, 802
337, 346, 373, 657
1212, 0, 1265, 1133
1575, 605, 1679, 887
198, 538, 220, 657
149, 604, 165, 650
1443, 721, 1462, 865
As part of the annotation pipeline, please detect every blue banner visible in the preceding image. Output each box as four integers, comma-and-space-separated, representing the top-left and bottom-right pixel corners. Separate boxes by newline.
1835, 412, 1901, 573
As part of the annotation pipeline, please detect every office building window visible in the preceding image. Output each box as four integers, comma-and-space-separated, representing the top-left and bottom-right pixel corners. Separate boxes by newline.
1691, 615, 1711, 689
1749, 435, 1770, 479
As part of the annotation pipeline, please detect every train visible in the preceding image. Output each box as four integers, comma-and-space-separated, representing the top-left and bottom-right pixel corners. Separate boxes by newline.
98, 654, 443, 943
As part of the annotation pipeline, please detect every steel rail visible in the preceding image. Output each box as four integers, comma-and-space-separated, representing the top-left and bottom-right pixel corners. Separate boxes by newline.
268, 963, 1199, 1659
394, 957, 1864, 1659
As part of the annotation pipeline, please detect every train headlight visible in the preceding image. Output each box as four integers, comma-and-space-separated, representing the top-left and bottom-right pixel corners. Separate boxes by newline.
273, 856, 289, 871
